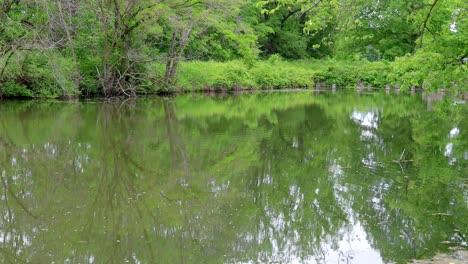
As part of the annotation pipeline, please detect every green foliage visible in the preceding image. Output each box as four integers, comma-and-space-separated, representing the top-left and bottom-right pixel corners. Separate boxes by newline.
251, 61, 313, 89
155, 56, 466, 92
169, 59, 315, 91
334, 0, 419, 61
0, 80, 32, 97
353, 61, 392, 88
0, 0, 466, 97
313, 65, 355, 87
388, 51, 457, 91
1, 50, 80, 97
250, 64, 284, 88
214, 63, 254, 90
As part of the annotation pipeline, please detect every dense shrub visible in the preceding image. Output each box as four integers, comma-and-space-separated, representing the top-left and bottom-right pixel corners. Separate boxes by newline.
353, 61, 391, 88
0, 80, 32, 97
388, 51, 447, 91
213, 63, 254, 90
2, 52, 465, 97
1, 50, 80, 98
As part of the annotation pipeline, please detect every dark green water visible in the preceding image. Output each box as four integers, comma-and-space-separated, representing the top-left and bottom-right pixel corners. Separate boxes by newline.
0, 92, 467, 264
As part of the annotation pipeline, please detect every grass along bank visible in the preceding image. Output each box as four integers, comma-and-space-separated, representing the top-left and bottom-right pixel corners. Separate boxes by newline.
150, 54, 467, 94
1, 54, 466, 98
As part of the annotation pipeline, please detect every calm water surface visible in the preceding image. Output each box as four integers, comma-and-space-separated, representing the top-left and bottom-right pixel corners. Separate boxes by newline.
0, 92, 467, 263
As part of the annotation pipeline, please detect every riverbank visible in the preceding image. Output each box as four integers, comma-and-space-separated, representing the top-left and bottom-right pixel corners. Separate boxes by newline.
156, 53, 466, 93
1, 54, 466, 99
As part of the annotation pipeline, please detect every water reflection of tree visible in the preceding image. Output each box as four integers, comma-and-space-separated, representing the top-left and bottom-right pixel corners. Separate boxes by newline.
231, 105, 351, 263
0, 102, 86, 263
0, 95, 466, 264
335, 99, 468, 263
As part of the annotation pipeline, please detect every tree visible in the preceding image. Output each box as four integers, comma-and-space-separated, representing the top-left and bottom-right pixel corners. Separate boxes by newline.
85, 0, 164, 96
161, 0, 254, 87
334, 0, 421, 60
254, 0, 340, 58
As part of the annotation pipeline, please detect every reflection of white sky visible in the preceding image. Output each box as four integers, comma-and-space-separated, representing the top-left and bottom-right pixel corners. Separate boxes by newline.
229, 119, 465, 263
351, 111, 381, 142
444, 143, 458, 165
229, 163, 383, 264
230, 222, 382, 264
350, 111, 385, 169
362, 152, 383, 168
449, 127, 460, 138
292, 137, 299, 148
211, 180, 231, 197
445, 128, 464, 165
329, 163, 383, 264
0, 230, 32, 247
351, 111, 378, 129
450, 22, 457, 32
325, 222, 383, 264
445, 143, 454, 157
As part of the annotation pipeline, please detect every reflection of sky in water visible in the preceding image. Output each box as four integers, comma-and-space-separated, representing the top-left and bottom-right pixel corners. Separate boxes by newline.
449, 127, 460, 139
230, 222, 382, 264
351, 111, 384, 168
228, 162, 384, 264
351, 111, 378, 129
445, 127, 462, 165
1, 96, 466, 264
0, 229, 32, 249
330, 163, 383, 264
242, 110, 461, 263
351, 111, 381, 142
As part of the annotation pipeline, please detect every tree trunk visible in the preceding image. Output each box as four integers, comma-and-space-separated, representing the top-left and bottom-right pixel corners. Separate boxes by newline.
56, 0, 80, 91
164, 26, 193, 89
164, 29, 179, 87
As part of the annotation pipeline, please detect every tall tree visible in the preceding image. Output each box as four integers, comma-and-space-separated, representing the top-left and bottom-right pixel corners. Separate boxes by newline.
86, 0, 164, 96
161, 0, 254, 87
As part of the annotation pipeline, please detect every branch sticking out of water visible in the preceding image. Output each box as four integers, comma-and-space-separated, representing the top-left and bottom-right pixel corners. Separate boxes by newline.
393, 148, 414, 163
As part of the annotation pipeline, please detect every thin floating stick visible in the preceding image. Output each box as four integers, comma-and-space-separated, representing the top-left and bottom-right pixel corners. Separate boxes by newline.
392, 148, 414, 163
431, 213, 453, 216
399, 148, 406, 161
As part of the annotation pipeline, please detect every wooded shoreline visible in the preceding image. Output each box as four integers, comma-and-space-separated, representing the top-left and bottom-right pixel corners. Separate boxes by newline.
1, 58, 466, 99
1, 0, 466, 98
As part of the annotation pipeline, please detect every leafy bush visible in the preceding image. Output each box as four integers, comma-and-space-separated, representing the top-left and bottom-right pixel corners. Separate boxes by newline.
251, 64, 284, 89
353, 61, 391, 88
259, 58, 314, 88
388, 51, 447, 91
0, 80, 33, 97
280, 67, 314, 88
214, 63, 254, 90
313, 65, 355, 88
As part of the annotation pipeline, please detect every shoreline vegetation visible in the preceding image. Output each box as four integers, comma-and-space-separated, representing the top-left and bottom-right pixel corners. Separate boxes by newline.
2, 57, 467, 99
161, 56, 467, 93
0, 0, 466, 99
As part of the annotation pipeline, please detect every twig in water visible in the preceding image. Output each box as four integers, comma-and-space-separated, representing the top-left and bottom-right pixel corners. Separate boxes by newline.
392, 148, 414, 163
399, 148, 406, 161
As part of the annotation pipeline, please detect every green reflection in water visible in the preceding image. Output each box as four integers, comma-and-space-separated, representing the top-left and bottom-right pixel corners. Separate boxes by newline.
0, 92, 466, 264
